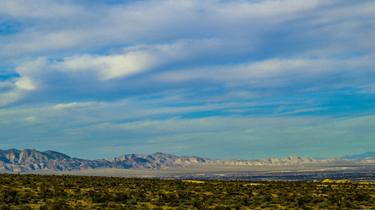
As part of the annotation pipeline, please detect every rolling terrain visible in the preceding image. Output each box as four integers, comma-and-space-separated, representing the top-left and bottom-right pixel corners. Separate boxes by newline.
0, 174, 375, 209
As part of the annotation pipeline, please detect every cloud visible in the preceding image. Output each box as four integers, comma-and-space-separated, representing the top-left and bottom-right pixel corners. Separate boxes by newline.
15, 77, 37, 90
3, 53, 375, 108
0, 58, 43, 106
0, 0, 375, 158
0, 39, 223, 106
60, 39, 220, 80
53, 102, 96, 110
0, 91, 22, 107
0, 0, 331, 57
209, 0, 327, 19
0, 0, 84, 19
1, 97, 375, 159
155, 56, 375, 88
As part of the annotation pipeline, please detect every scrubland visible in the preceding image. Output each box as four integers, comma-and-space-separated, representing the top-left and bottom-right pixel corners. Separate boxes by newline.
0, 174, 374, 209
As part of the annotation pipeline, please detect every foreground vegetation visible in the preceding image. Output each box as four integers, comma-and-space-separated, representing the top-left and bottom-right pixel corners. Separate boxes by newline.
0, 174, 374, 209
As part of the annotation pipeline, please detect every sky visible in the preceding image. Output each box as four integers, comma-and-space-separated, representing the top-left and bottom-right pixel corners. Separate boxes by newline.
0, 0, 375, 160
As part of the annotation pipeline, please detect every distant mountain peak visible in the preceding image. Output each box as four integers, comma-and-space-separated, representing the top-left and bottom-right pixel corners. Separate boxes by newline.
43, 150, 71, 160
342, 152, 375, 160
1, 148, 374, 173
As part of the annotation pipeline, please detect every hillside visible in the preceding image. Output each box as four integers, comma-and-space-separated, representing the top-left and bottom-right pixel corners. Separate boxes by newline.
0, 148, 372, 172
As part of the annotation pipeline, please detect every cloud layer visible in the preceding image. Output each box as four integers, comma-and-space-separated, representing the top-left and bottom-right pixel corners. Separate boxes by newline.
0, 0, 375, 158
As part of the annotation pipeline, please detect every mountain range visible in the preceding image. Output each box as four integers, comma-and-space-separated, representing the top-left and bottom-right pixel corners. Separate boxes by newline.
342, 152, 375, 161
0, 148, 374, 172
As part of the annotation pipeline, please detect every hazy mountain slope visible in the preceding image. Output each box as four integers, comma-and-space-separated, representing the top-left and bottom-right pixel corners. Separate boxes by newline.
113, 152, 207, 169
0, 148, 372, 172
343, 152, 375, 160
0, 149, 209, 172
0, 149, 111, 172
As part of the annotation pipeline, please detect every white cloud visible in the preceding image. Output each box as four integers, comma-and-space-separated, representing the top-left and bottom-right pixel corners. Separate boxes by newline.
0, 0, 332, 57
37, 39, 221, 80
0, 91, 22, 107
23, 116, 38, 123
0, 85, 35, 107
211, 0, 327, 19
53, 102, 96, 110
155, 56, 375, 88
15, 77, 37, 90
0, 0, 84, 19
0, 0, 374, 109
0, 59, 45, 106
1, 0, 375, 160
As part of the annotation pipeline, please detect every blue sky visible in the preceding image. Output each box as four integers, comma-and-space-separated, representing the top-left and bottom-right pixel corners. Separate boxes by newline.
0, 0, 375, 160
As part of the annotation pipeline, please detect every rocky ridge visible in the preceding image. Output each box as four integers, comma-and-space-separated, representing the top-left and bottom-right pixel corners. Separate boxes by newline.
0, 148, 371, 172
